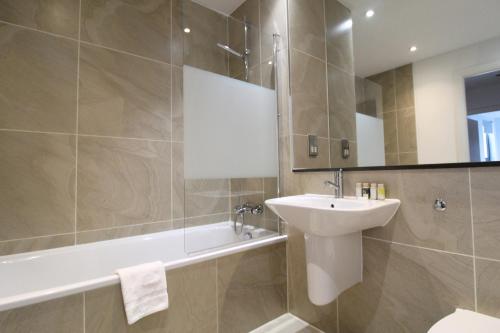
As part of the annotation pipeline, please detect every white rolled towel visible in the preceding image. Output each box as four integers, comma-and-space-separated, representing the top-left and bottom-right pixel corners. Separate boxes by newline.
116, 261, 169, 325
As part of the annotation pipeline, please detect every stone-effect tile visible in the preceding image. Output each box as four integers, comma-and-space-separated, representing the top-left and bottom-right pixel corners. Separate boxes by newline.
0, 234, 74, 256
368, 71, 395, 113
293, 135, 330, 169
260, 0, 287, 60
396, 108, 417, 153
81, 0, 171, 63
172, 66, 183, 142
328, 65, 356, 140
0, 295, 83, 333
288, 0, 325, 60
325, 0, 353, 73
76, 220, 172, 244
399, 152, 418, 165
218, 243, 287, 333
77, 136, 171, 231
0, 24, 78, 133
339, 238, 474, 333
385, 153, 399, 166
85, 261, 217, 332
173, 213, 230, 229
0, 0, 79, 38
382, 111, 398, 154
471, 167, 500, 260
230, 177, 265, 228
179, 0, 228, 75
0, 132, 75, 241
363, 169, 473, 255
172, 142, 184, 220
288, 226, 338, 333
476, 258, 500, 317
330, 139, 357, 168
395, 64, 415, 109
184, 179, 230, 217
79, 44, 172, 140
290, 50, 328, 137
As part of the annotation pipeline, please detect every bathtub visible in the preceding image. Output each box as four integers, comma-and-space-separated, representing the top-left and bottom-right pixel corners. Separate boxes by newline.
0, 221, 286, 312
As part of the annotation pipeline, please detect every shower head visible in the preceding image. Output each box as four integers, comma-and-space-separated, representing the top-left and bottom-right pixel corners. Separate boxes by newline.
217, 43, 243, 58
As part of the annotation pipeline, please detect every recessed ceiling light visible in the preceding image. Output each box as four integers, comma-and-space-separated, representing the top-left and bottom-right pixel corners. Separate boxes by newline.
410, 46, 418, 52
268, 60, 273, 65
365, 10, 375, 18
184, 27, 191, 33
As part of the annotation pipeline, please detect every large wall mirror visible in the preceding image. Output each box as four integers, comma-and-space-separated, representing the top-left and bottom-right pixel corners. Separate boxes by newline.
291, 0, 500, 170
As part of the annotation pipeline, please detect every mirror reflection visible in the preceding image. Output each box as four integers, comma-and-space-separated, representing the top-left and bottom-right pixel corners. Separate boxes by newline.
293, 0, 500, 169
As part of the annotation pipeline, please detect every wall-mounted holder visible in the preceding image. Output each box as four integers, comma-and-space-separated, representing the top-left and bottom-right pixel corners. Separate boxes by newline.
308, 135, 319, 157
341, 139, 350, 159
434, 198, 447, 211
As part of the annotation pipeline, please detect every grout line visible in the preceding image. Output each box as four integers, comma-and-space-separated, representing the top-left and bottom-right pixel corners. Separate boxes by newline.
0, 19, 78, 41
0, 128, 75, 136
474, 255, 500, 263
257, 0, 263, 87
291, 47, 326, 64
293, 133, 330, 140
321, 0, 331, 168
74, 0, 82, 246
468, 168, 478, 311
362, 235, 474, 258
392, 70, 401, 165
76, 219, 173, 234
78, 133, 172, 142
170, 0, 174, 224
0, 232, 75, 244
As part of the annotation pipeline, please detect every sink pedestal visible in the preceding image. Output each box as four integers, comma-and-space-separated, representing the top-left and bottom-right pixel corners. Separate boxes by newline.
304, 232, 362, 306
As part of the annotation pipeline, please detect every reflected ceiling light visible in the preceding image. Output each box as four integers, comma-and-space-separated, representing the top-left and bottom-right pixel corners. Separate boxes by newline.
365, 10, 375, 18
410, 45, 418, 52
184, 27, 191, 33
268, 60, 273, 65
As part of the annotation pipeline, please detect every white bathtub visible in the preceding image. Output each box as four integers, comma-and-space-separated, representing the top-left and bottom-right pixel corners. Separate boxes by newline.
0, 221, 286, 312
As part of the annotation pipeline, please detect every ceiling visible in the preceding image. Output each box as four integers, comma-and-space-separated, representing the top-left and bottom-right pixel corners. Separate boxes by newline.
192, 0, 246, 15
341, 0, 500, 77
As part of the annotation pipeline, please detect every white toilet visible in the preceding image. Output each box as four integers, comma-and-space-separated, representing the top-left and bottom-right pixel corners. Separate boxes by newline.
429, 309, 500, 332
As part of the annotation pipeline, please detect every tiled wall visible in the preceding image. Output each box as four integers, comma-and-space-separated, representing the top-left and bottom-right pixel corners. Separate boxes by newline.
0, 242, 287, 333
284, 167, 500, 332
288, 0, 357, 169
0, 0, 282, 256
368, 64, 419, 165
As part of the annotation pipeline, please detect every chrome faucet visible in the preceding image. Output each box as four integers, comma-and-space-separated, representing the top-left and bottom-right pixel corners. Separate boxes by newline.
233, 202, 263, 234
324, 169, 343, 198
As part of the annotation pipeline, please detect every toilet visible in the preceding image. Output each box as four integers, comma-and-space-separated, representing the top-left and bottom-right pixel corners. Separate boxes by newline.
429, 309, 500, 332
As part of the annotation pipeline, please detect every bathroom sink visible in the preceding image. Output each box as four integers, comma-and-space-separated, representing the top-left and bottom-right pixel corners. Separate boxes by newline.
265, 194, 400, 236
265, 194, 400, 306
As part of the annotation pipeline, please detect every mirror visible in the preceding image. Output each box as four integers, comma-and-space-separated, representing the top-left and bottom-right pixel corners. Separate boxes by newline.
291, 0, 500, 170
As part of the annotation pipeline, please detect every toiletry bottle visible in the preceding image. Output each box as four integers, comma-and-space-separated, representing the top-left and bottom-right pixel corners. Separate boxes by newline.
377, 184, 385, 200
362, 183, 370, 200
355, 183, 362, 198
370, 183, 377, 200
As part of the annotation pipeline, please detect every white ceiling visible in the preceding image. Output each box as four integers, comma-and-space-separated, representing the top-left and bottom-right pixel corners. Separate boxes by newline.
341, 0, 500, 77
192, 0, 246, 16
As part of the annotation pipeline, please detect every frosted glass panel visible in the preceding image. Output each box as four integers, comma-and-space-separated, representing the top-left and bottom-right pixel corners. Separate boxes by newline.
183, 65, 278, 179
356, 113, 385, 167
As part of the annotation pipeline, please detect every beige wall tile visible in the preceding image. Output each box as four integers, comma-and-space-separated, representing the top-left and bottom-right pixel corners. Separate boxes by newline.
85, 261, 217, 332
218, 243, 287, 333
293, 135, 330, 169
230, 177, 265, 228
76, 220, 172, 244
180, 0, 228, 75
173, 213, 230, 229
0, 0, 79, 38
184, 179, 230, 217
77, 137, 171, 231
397, 108, 417, 153
172, 142, 184, 220
339, 238, 474, 333
368, 71, 395, 113
290, 50, 328, 137
476, 258, 500, 317
399, 152, 418, 165
382, 111, 398, 154
385, 153, 399, 165
0, 295, 83, 333
288, 0, 326, 60
471, 167, 500, 260
172, 66, 183, 142
0, 24, 78, 133
360, 169, 473, 254
395, 64, 415, 109
328, 65, 356, 141
288, 226, 338, 332
0, 132, 76, 241
260, 0, 287, 60
81, 0, 171, 62
78, 44, 172, 140
325, 0, 354, 73
0, 234, 74, 256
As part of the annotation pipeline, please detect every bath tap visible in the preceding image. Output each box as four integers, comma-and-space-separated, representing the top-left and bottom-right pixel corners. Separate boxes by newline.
233, 203, 263, 234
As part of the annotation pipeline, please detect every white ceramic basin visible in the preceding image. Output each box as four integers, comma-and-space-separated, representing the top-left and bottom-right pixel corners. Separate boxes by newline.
265, 194, 400, 306
265, 194, 400, 236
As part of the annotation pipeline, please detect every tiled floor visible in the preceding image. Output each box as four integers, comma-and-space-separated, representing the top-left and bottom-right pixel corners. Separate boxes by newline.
250, 313, 324, 333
